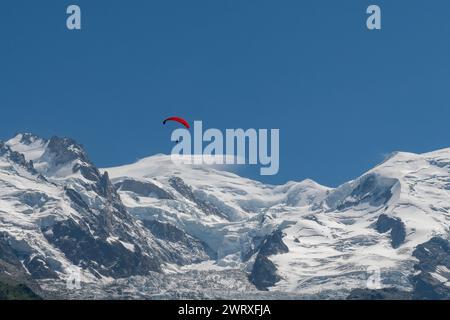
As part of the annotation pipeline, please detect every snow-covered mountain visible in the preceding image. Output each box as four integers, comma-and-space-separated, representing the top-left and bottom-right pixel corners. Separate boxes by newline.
2, 133, 450, 299
0, 134, 210, 285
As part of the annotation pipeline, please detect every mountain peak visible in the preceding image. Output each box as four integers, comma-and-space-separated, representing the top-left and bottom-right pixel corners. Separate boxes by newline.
6, 133, 48, 162
422, 147, 450, 159
44, 136, 91, 166
6, 134, 97, 180
10, 133, 46, 145
0, 141, 37, 174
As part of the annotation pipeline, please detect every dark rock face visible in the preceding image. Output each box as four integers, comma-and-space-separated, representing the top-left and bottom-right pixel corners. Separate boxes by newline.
0, 234, 47, 298
115, 179, 174, 199
242, 235, 265, 262
144, 220, 192, 243
97, 171, 119, 200
347, 288, 411, 300
169, 177, 196, 202
42, 219, 161, 278
23, 256, 59, 280
78, 165, 101, 182
249, 255, 281, 291
169, 177, 227, 219
375, 214, 406, 248
259, 230, 289, 256
45, 137, 90, 168
143, 220, 216, 262
243, 230, 289, 262
0, 142, 37, 174
334, 174, 397, 211
412, 237, 450, 300
65, 188, 90, 211
351, 175, 396, 206
247, 229, 289, 290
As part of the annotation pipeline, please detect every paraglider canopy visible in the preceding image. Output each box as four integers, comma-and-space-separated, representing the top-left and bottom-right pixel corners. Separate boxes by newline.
163, 117, 190, 129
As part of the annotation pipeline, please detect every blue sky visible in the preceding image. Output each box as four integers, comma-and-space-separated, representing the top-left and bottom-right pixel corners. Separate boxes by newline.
1, 0, 450, 186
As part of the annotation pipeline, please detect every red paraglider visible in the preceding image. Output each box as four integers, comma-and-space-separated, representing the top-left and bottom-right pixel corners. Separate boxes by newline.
163, 117, 190, 129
